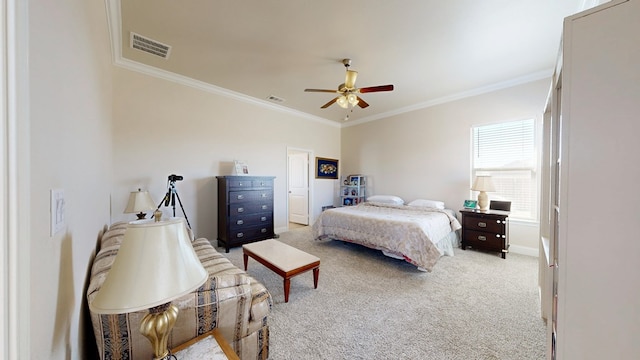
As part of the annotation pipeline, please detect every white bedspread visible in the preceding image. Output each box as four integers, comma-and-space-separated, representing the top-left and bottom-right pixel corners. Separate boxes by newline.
312, 202, 461, 272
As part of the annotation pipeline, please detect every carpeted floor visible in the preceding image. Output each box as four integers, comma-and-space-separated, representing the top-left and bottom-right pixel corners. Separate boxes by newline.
220, 226, 546, 360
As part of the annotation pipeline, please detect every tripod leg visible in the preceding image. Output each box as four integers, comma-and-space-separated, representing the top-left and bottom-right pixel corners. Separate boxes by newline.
171, 192, 176, 217
173, 191, 192, 230
153, 190, 172, 218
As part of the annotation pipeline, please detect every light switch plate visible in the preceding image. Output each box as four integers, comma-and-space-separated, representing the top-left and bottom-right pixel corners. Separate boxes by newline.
50, 188, 66, 236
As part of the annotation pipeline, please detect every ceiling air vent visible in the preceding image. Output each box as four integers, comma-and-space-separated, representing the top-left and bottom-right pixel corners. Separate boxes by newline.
130, 32, 171, 59
267, 95, 285, 103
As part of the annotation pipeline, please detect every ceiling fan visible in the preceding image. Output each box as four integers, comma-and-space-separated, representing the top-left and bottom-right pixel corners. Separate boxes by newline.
304, 59, 394, 109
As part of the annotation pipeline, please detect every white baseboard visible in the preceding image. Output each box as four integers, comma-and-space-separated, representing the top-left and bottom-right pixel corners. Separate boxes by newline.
509, 244, 538, 257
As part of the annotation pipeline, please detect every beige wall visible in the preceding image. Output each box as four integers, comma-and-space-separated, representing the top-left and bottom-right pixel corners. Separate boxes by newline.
28, 0, 113, 358
111, 68, 341, 239
341, 79, 550, 254
22, 4, 550, 358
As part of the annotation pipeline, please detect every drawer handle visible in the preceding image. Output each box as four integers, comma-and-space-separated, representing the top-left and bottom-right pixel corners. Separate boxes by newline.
261, 228, 267, 233
261, 193, 267, 198
261, 205, 268, 210
478, 222, 487, 228
236, 220, 244, 225
261, 216, 267, 221
237, 207, 244, 213
237, 232, 244, 238
260, 182, 265, 186
238, 182, 244, 186
237, 194, 244, 200
478, 235, 487, 241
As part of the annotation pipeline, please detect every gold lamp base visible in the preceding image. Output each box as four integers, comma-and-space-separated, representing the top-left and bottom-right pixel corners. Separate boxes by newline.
140, 303, 179, 360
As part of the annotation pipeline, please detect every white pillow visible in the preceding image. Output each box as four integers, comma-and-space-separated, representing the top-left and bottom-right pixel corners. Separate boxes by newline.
407, 199, 445, 209
367, 195, 404, 205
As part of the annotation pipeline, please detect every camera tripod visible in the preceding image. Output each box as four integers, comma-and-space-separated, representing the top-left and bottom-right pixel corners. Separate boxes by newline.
155, 175, 192, 230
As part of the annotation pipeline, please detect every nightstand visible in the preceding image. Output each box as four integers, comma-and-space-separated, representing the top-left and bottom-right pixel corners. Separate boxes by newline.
459, 208, 510, 259
171, 328, 239, 360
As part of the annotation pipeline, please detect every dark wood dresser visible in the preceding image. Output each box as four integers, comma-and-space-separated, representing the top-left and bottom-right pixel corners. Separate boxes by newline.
216, 176, 275, 252
460, 208, 510, 259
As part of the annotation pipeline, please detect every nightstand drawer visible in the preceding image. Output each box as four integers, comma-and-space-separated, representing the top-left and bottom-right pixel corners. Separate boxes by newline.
465, 229, 504, 250
463, 216, 505, 233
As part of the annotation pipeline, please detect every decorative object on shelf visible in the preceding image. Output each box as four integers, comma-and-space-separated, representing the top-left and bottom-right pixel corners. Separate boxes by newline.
463, 199, 478, 209
124, 188, 156, 219
471, 175, 496, 211
233, 160, 249, 175
315, 157, 339, 179
89, 218, 208, 360
340, 175, 366, 206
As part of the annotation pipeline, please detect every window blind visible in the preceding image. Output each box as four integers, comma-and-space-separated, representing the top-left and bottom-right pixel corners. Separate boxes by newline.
472, 119, 537, 220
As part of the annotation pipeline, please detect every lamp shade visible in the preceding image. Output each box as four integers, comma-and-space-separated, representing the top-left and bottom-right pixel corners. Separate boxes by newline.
90, 218, 208, 314
471, 175, 496, 192
123, 189, 156, 214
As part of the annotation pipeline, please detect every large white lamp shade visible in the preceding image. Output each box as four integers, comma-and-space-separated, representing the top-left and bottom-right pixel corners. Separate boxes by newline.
89, 218, 207, 313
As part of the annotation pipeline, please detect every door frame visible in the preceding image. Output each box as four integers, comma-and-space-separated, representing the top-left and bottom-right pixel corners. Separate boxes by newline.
2, 0, 31, 358
286, 147, 313, 230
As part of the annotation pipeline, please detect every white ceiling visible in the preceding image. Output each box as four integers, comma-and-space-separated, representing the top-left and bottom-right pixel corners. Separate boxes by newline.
111, 0, 588, 124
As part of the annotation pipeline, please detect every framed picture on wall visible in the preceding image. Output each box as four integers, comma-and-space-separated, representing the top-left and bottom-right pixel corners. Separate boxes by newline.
315, 157, 339, 179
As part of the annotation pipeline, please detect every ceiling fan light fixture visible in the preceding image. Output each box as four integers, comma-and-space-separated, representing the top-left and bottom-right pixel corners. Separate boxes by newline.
347, 93, 359, 106
345, 70, 358, 89
337, 95, 349, 108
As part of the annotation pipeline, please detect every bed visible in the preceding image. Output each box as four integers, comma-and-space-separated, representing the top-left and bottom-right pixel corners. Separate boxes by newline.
312, 200, 461, 272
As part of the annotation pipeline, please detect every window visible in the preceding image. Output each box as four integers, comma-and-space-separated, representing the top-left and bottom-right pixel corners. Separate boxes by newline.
472, 119, 537, 221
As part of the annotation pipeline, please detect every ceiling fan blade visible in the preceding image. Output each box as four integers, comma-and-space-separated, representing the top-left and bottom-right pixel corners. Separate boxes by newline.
321, 97, 338, 108
345, 70, 358, 89
358, 84, 394, 93
305, 88, 339, 93
356, 96, 369, 108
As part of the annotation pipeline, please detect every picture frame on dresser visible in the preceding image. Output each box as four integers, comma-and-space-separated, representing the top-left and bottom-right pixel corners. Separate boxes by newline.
463, 199, 477, 209
315, 157, 339, 179
233, 160, 249, 175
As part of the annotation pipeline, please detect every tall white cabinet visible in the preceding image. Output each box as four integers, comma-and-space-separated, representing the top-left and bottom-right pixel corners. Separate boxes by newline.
540, 1, 640, 358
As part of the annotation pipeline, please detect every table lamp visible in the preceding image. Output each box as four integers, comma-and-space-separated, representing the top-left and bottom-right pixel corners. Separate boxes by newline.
124, 188, 156, 219
89, 217, 208, 360
471, 175, 496, 211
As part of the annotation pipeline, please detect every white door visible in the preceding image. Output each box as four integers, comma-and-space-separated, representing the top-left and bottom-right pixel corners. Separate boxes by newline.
288, 151, 309, 225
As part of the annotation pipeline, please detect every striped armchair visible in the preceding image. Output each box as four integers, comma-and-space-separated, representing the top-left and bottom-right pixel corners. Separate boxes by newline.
87, 222, 271, 360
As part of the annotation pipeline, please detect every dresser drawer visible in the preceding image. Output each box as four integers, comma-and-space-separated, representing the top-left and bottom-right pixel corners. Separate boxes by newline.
463, 215, 505, 233
465, 229, 504, 251
229, 225, 273, 242
252, 179, 273, 188
229, 202, 272, 216
229, 190, 273, 204
229, 213, 273, 230
227, 178, 255, 188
